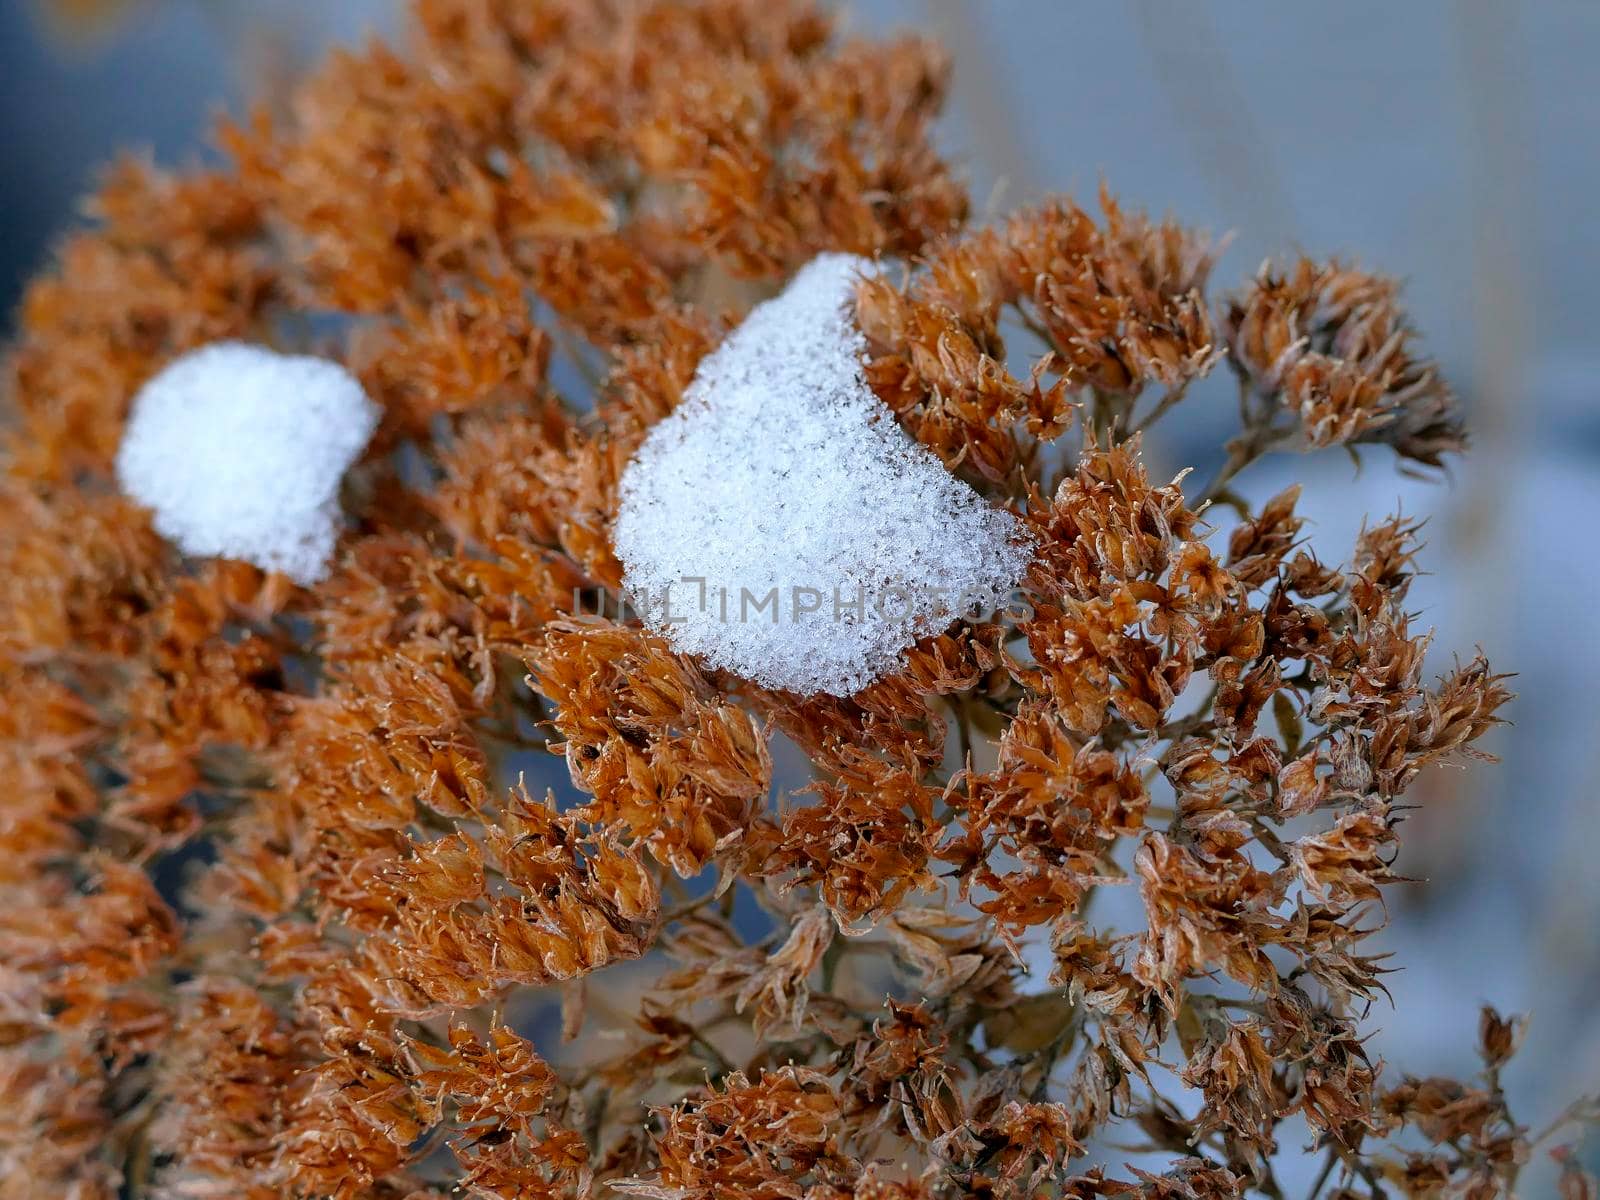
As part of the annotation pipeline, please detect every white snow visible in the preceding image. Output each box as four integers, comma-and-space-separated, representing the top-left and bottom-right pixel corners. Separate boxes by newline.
115, 341, 379, 585
612, 253, 1031, 697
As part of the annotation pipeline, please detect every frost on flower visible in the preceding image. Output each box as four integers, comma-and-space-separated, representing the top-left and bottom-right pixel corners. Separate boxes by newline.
115, 341, 379, 584
613, 253, 1032, 697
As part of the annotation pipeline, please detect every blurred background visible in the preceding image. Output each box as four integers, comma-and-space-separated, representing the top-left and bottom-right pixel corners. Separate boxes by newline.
4, 0, 1596, 1185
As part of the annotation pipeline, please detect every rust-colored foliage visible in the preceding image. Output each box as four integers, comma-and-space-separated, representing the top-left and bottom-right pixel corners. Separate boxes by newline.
0, 2, 1588, 1198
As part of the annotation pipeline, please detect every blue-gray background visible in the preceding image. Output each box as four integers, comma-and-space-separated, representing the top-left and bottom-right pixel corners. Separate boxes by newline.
4, 0, 1596, 1185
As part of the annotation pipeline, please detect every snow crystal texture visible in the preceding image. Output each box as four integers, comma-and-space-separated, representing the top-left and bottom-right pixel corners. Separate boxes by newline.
613, 253, 1031, 697
115, 342, 379, 585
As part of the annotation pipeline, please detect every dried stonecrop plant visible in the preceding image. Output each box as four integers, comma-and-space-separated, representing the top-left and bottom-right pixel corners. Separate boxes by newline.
0, 2, 1593, 1198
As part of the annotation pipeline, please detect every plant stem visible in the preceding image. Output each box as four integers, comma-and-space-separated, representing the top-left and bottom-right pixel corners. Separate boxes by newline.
1129, 380, 1191, 436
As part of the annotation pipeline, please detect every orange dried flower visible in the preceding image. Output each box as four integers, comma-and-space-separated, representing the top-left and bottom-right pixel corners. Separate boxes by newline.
0, 2, 1579, 1198
1225, 257, 1465, 467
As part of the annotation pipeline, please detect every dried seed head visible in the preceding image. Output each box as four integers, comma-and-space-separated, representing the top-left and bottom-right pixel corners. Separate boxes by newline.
1225, 257, 1465, 466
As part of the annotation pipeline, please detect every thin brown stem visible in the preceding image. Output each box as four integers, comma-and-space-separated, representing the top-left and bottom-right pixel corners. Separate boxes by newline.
1129, 379, 1192, 436
1307, 1145, 1339, 1200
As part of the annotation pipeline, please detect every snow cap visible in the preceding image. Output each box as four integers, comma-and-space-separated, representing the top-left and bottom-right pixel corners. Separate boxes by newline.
613, 253, 1031, 697
115, 341, 380, 585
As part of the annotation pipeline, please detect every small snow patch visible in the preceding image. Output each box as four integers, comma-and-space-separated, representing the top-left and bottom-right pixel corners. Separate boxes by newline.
115, 341, 379, 585
613, 253, 1031, 697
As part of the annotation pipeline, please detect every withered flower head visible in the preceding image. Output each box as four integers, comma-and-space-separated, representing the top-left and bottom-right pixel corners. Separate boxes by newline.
1001, 188, 1220, 398
0, 2, 1583, 1199
1224, 257, 1466, 467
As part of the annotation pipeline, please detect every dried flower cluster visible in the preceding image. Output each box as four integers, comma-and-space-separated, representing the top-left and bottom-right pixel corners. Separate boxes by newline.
1222, 259, 1465, 471
0, 3, 1590, 1199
